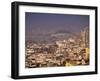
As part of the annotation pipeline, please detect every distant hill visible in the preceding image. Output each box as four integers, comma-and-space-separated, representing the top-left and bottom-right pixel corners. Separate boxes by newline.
51, 30, 73, 39
54, 30, 72, 34
26, 30, 74, 43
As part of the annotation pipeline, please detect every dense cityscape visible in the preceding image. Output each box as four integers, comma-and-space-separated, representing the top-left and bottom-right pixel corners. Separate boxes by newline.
25, 27, 89, 68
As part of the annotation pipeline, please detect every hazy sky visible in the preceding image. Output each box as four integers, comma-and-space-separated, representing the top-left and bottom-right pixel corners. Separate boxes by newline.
25, 12, 89, 40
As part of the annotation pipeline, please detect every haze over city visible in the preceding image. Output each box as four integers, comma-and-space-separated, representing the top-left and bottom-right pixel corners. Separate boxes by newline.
25, 12, 89, 41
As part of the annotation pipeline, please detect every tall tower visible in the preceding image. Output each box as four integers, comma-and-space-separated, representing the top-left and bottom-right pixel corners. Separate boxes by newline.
81, 27, 89, 48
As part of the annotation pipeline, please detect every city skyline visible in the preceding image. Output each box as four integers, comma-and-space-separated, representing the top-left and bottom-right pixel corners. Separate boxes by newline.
25, 12, 90, 68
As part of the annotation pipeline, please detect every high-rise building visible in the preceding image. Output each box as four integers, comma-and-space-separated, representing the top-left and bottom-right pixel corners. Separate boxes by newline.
80, 27, 89, 48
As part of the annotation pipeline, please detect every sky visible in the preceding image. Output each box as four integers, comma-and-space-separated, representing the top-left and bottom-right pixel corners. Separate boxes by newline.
25, 12, 89, 40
